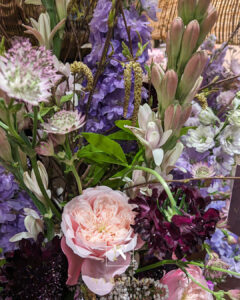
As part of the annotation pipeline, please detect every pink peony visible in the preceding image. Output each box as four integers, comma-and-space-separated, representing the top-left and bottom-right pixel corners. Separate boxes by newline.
61, 186, 143, 296
160, 265, 213, 300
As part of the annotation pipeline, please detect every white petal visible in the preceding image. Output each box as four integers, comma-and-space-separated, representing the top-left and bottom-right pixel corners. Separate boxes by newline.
152, 148, 164, 166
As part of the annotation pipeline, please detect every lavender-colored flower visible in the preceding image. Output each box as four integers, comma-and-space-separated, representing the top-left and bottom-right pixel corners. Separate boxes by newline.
42, 110, 85, 135
213, 147, 234, 176
140, 0, 159, 21
0, 167, 36, 255
184, 102, 201, 127
81, 1, 151, 133
0, 38, 61, 106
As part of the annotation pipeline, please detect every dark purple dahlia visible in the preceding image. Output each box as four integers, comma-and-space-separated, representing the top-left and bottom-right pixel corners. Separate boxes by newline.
129, 187, 219, 260
0, 234, 68, 299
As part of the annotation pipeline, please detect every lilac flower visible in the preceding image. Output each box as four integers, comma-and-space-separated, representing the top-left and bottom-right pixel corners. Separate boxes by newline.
0, 38, 61, 106
0, 167, 36, 255
81, 1, 151, 133
213, 147, 234, 176
140, 0, 159, 21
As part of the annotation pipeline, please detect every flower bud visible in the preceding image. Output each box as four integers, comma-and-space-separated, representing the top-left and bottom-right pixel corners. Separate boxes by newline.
55, 0, 68, 21
195, 0, 211, 21
227, 235, 238, 245
0, 127, 12, 162
177, 51, 208, 102
151, 64, 165, 95
184, 76, 203, 104
228, 289, 240, 300
178, 0, 197, 25
197, 5, 218, 48
177, 20, 200, 75
35, 140, 54, 156
199, 107, 220, 125
158, 70, 178, 111
167, 17, 184, 70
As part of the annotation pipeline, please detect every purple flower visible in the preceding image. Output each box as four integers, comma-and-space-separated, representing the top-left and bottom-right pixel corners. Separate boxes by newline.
0, 168, 36, 255
130, 187, 219, 259
81, 1, 151, 133
213, 147, 234, 176
140, 0, 159, 21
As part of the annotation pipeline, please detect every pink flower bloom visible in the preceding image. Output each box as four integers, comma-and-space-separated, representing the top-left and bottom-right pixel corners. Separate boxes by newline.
228, 289, 240, 300
42, 110, 85, 135
191, 162, 215, 178
0, 38, 61, 106
160, 265, 213, 300
61, 186, 144, 296
146, 48, 166, 66
35, 139, 54, 156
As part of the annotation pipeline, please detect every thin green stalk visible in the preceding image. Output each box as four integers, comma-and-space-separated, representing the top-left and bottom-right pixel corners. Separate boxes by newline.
185, 271, 215, 296
134, 165, 176, 209
71, 164, 83, 195
136, 259, 176, 273
32, 106, 38, 148
31, 157, 61, 220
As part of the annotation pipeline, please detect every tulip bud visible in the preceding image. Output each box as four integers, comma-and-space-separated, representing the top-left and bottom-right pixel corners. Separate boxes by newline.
177, 51, 208, 102
151, 64, 165, 95
167, 17, 184, 70
178, 0, 197, 25
177, 20, 200, 75
0, 127, 12, 162
195, 0, 211, 22
197, 5, 218, 48
158, 70, 178, 112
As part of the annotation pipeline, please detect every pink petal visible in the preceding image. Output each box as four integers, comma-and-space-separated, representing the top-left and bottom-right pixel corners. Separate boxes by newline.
81, 254, 131, 296
61, 237, 83, 285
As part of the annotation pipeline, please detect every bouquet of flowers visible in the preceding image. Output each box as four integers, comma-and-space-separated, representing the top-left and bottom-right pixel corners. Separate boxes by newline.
0, 0, 240, 299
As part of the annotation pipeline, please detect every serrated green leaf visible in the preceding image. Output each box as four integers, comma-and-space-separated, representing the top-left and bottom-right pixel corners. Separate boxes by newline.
40, 106, 54, 117
81, 132, 127, 164
60, 94, 73, 104
115, 120, 134, 135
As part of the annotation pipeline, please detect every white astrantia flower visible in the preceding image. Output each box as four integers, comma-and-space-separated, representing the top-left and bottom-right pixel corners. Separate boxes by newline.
185, 125, 215, 152
199, 107, 220, 125
191, 162, 215, 178
228, 109, 240, 127
219, 125, 240, 155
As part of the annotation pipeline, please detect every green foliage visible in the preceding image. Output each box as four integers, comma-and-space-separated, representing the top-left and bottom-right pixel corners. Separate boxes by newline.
81, 132, 128, 165
0, 37, 5, 56
60, 94, 73, 104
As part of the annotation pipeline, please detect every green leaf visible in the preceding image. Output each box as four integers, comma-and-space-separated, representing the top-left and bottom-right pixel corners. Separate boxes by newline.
44, 218, 55, 241
10, 103, 23, 114
40, 106, 54, 117
0, 36, 5, 56
107, 130, 135, 140
60, 94, 73, 104
81, 132, 127, 164
180, 126, 196, 136
78, 146, 127, 166
115, 120, 134, 135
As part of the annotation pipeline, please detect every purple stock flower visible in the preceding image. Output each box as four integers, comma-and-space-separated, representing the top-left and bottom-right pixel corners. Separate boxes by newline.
140, 0, 159, 21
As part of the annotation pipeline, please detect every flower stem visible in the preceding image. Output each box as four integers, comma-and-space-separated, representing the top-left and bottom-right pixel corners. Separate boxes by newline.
30, 156, 61, 220
185, 271, 215, 296
134, 165, 176, 209
71, 164, 83, 195
32, 106, 38, 148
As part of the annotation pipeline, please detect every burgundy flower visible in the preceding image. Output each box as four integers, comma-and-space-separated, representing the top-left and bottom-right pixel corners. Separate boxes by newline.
0, 234, 68, 299
130, 186, 220, 259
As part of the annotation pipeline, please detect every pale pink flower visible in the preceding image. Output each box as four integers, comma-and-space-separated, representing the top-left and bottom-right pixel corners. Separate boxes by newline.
35, 139, 54, 156
42, 110, 85, 135
228, 289, 240, 300
125, 103, 172, 166
160, 265, 213, 300
191, 162, 215, 178
146, 48, 166, 66
61, 186, 144, 296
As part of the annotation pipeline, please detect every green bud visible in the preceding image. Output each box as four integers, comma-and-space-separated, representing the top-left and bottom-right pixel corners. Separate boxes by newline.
195, 0, 211, 22
178, 0, 197, 25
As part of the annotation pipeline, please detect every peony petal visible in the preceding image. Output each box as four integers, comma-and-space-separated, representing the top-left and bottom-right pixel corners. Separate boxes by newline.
81, 254, 131, 296
152, 148, 164, 166
61, 237, 83, 285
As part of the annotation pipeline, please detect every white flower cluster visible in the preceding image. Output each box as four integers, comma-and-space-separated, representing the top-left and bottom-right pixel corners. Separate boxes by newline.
99, 276, 169, 300
185, 125, 215, 152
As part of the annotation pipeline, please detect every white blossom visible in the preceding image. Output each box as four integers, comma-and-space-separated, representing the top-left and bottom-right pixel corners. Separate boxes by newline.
219, 125, 240, 155
228, 109, 240, 127
199, 107, 219, 125
185, 125, 215, 152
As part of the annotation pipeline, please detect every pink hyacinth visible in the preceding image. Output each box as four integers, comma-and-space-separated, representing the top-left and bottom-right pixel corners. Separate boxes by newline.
61, 186, 144, 296
0, 38, 61, 106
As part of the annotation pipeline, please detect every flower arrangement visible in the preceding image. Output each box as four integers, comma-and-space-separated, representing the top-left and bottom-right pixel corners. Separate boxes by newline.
0, 0, 240, 299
